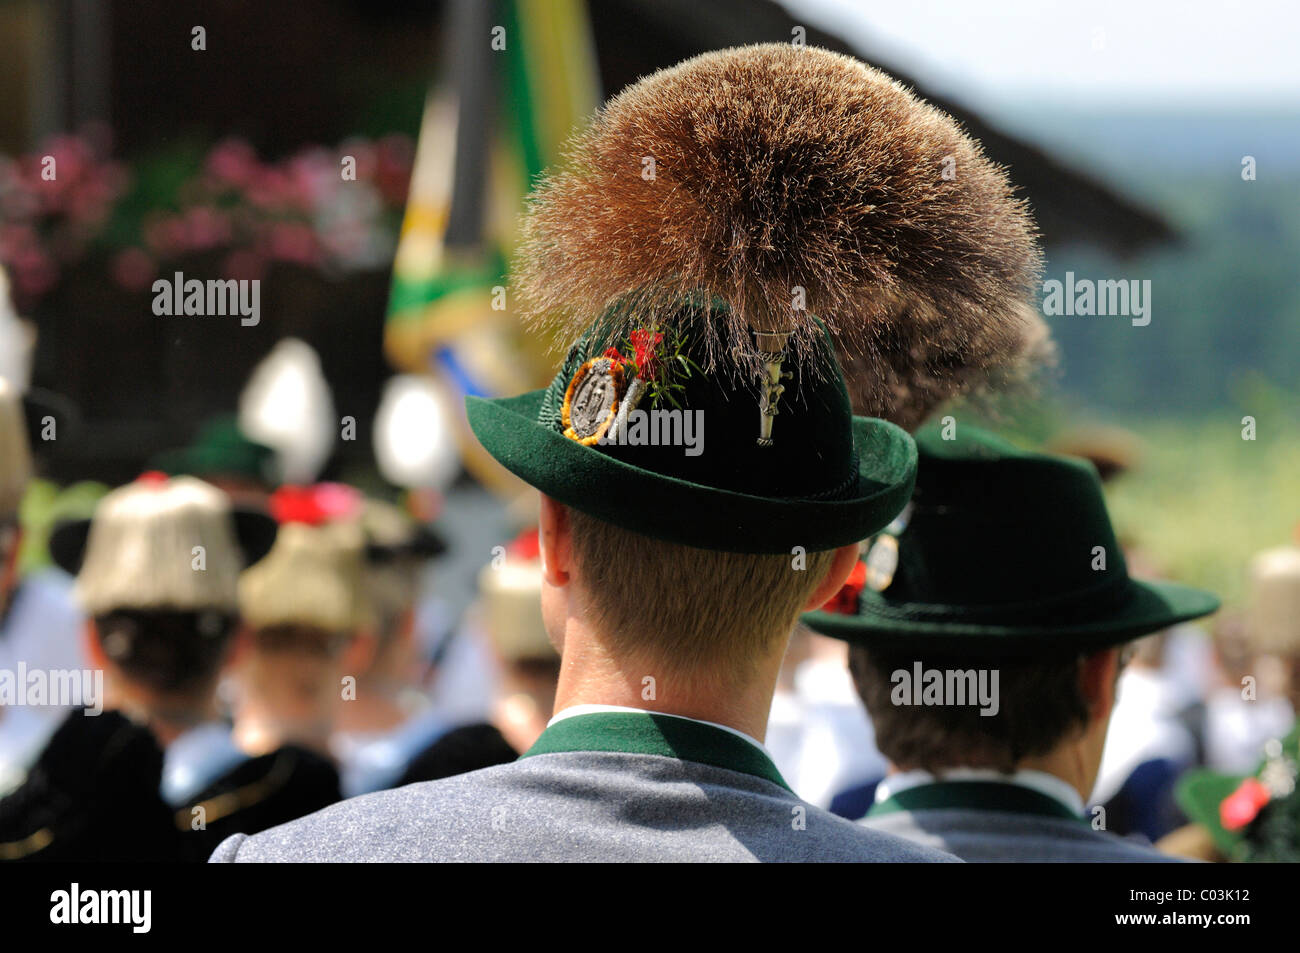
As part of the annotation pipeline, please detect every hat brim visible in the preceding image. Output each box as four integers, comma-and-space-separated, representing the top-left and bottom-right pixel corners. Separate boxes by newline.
803, 577, 1220, 655
48, 508, 278, 577
466, 390, 916, 554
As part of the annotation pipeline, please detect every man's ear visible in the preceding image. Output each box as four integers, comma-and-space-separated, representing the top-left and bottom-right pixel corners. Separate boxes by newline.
538, 494, 572, 587
803, 543, 861, 611
1079, 647, 1121, 723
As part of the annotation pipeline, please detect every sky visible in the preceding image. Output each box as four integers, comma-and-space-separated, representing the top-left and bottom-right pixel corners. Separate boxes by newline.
778, 0, 1300, 113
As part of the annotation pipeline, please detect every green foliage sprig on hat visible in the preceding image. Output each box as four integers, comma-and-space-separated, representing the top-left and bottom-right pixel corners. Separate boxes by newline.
603, 324, 701, 411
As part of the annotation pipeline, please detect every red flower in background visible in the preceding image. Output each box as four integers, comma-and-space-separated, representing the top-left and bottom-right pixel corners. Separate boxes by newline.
1220, 777, 1271, 830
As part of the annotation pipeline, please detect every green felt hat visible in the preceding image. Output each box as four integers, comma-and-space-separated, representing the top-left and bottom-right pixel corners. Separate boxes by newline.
803, 424, 1220, 652
151, 416, 279, 487
466, 313, 916, 555
1175, 723, 1300, 862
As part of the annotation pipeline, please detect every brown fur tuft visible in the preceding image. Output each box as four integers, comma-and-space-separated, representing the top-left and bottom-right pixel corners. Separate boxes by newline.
514, 43, 1047, 424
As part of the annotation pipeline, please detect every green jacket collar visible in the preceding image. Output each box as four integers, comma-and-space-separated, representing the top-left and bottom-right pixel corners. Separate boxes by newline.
869, 779, 1086, 824
521, 710, 793, 793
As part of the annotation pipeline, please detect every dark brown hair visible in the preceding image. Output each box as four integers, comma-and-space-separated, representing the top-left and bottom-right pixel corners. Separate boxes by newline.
848, 645, 1092, 773
94, 609, 237, 694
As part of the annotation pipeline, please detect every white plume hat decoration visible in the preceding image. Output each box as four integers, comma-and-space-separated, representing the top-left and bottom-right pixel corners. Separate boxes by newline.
373, 374, 458, 491
239, 338, 336, 484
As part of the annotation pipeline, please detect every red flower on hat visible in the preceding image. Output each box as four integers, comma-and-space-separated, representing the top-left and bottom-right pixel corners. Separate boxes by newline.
1220, 777, 1271, 830
824, 560, 868, 615
270, 483, 361, 526
602, 347, 626, 363
630, 328, 664, 381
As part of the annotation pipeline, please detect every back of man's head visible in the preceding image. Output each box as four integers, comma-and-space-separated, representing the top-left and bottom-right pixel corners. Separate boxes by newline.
92, 608, 239, 696
848, 644, 1109, 774
567, 507, 838, 685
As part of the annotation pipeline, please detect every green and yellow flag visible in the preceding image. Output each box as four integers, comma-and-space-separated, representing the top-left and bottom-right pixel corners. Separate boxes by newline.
385, 0, 600, 491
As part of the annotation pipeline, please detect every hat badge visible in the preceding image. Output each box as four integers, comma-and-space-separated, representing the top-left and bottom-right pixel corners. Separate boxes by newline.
562, 356, 628, 446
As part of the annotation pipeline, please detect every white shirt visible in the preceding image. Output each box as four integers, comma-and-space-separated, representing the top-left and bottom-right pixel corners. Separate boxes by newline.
875, 766, 1086, 817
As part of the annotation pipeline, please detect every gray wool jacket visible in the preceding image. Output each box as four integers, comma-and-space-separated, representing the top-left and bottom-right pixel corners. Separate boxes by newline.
860, 779, 1183, 863
210, 711, 959, 863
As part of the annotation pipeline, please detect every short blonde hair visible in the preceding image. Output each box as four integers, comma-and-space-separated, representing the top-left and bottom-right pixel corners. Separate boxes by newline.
568, 508, 834, 683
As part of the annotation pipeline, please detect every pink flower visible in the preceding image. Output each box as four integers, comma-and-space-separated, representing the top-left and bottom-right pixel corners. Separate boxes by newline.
266, 221, 320, 266
222, 248, 265, 282
0, 224, 37, 260
206, 138, 259, 188
143, 213, 190, 256
11, 247, 57, 299
110, 247, 157, 292
184, 205, 232, 250
247, 167, 293, 210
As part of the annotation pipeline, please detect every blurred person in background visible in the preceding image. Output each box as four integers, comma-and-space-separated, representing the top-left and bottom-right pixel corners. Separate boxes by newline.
1242, 543, 1300, 720
0, 267, 91, 795
331, 498, 454, 797
1091, 627, 1203, 843
1160, 542, 1300, 861
768, 625, 889, 815
395, 527, 557, 785
0, 378, 38, 797
231, 487, 371, 769
151, 415, 281, 509
804, 427, 1221, 862
1, 473, 279, 860
1203, 604, 1295, 774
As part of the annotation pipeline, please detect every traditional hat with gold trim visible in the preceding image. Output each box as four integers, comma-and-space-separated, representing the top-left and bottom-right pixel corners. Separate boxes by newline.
47, 473, 276, 615
240, 486, 372, 635
467, 42, 1064, 552
803, 425, 1220, 653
